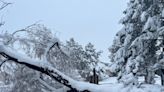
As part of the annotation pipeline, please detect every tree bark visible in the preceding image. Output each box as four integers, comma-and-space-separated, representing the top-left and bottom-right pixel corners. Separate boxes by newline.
155, 69, 164, 86
161, 69, 164, 86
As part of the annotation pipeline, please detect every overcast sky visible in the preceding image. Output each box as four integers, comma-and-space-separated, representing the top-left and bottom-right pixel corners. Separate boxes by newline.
2, 0, 128, 62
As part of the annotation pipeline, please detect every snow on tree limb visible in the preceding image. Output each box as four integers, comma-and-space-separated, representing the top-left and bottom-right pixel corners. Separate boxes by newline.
0, 42, 115, 92
0, 43, 95, 92
0, 43, 75, 90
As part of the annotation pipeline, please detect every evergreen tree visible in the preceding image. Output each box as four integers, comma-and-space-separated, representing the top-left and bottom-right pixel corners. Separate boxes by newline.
66, 38, 87, 71
65, 38, 88, 80
109, 0, 164, 85
84, 43, 103, 80
84, 43, 101, 70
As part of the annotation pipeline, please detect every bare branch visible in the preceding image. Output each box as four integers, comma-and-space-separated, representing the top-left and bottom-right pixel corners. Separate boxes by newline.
0, 59, 8, 67
5, 21, 41, 44
11, 21, 41, 36
0, 0, 12, 11
47, 42, 60, 55
47, 42, 69, 59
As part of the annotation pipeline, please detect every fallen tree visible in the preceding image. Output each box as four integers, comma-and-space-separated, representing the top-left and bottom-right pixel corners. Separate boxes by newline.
0, 1, 100, 91
0, 22, 103, 91
0, 43, 93, 92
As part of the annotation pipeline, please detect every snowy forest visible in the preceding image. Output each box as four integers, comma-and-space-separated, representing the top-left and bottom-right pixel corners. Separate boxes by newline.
1, 0, 164, 92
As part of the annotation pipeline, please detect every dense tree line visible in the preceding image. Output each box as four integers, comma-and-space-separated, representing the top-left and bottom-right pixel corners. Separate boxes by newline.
109, 0, 164, 86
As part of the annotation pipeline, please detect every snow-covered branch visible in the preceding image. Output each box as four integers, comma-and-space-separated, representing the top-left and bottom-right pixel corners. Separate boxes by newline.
0, 43, 94, 92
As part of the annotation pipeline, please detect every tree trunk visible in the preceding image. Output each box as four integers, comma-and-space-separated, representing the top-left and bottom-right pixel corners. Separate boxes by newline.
161, 69, 164, 86
155, 69, 164, 86
145, 69, 155, 84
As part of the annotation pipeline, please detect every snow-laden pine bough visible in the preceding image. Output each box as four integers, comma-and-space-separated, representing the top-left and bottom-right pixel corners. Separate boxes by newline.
0, 43, 107, 92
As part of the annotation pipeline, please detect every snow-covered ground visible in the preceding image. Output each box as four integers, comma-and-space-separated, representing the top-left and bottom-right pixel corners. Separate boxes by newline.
54, 76, 164, 92
0, 76, 163, 92
100, 77, 118, 85
138, 75, 161, 85
97, 76, 164, 92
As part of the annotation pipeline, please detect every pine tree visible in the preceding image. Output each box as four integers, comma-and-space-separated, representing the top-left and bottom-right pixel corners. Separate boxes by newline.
65, 38, 88, 80
84, 43, 101, 69
66, 38, 87, 70
65, 39, 107, 80
109, 0, 164, 85
83, 43, 103, 80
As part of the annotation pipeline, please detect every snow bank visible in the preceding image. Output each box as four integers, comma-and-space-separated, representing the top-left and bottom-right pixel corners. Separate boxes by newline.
74, 82, 164, 92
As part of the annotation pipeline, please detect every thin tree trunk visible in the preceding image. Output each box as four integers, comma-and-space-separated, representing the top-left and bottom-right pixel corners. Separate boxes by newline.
145, 69, 155, 84
161, 69, 164, 86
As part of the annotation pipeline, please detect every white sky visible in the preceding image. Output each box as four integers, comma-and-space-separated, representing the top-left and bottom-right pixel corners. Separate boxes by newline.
2, 0, 128, 62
